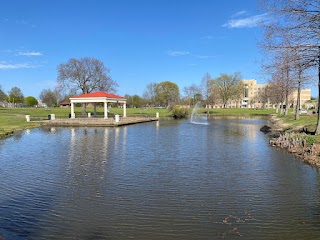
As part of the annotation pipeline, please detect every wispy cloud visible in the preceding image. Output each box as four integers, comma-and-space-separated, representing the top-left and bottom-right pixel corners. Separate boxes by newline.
0, 62, 36, 69
231, 10, 248, 18
223, 13, 270, 28
167, 50, 190, 57
17, 51, 43, 56
166, 50, 215, 61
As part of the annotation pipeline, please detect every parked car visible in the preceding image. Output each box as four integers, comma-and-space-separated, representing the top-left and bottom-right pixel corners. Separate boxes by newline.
299, 109, 308, 114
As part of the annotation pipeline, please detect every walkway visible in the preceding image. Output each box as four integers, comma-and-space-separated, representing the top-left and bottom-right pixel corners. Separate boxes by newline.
38, 116, 158, 127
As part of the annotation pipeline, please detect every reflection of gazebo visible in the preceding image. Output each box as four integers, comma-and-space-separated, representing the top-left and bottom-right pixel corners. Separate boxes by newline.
69, 91, 127, 119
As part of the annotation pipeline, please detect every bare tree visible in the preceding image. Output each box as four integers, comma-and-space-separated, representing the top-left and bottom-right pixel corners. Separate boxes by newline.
58, 57, 117, 94
183, 84, 201, 106
143, 82, 157, 106
259, 0, 320, 132
200, 73, 214, 109
39, 89, 58, 107
213, 72, 243, 108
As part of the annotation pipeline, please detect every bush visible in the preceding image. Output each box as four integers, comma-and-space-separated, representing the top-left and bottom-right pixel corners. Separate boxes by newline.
171, 106, 190, 119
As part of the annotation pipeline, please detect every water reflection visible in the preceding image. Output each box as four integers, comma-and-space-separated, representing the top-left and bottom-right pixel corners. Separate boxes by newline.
0, 118, 320, 239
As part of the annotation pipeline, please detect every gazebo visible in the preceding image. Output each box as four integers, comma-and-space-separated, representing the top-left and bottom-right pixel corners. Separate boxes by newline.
69, 91, 127, 119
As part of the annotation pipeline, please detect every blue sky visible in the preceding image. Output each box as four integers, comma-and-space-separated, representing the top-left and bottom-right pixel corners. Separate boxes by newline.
2, 0, 313, 98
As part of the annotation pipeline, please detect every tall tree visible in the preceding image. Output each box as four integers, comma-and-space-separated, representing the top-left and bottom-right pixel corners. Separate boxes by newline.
155, 81, 180, 108
39, 89, 58, 107
200, 73, 214, 108
213, 72, 243, 108
143, 82, 157, 106
7, 87, 24, 104
183, 84, 201, 106
259, 0, 320, 133
57, 57, 117, 94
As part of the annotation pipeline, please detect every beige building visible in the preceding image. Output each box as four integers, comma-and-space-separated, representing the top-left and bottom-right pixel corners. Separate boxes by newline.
241, 79, 267, 108
208, 79, 311, 109
288, 89, 311, 109
241, 79, 311, 109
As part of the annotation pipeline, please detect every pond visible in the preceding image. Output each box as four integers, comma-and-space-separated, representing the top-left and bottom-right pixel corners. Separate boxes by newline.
0, 117, 320, 239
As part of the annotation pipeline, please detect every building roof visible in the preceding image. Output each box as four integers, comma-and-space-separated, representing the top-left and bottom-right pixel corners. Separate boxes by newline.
60, 101, 70, 105
70, 91, 125, 99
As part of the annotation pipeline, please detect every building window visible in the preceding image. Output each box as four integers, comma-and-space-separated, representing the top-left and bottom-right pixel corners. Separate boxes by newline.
244, 87, 248, 98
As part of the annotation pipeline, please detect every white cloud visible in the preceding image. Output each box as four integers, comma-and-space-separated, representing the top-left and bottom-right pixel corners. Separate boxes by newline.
223, 13, 269, 28
0, 62, 35, 69
17, 51, 43, 56
231, 10, 248, 18
167, 50, 190, 57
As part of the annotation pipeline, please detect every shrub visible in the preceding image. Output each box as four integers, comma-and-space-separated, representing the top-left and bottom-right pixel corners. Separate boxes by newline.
171, 106, 190, 119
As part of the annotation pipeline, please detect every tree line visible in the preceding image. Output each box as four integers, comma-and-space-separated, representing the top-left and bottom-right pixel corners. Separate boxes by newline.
0, 55, 312, 111
0, 57, 247, 109
258, 0, 319, 132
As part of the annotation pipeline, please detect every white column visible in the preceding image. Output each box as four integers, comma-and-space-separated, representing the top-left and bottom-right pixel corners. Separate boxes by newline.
104, 101, 108, 119
71, 102, 75, 118
123, 103, 127, 117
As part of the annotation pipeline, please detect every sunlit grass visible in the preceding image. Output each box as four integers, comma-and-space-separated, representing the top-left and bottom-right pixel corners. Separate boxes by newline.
2, 107, 320, 142
276, 110, 320, 144
207, 108, 275, 115
0, 107, 170, 137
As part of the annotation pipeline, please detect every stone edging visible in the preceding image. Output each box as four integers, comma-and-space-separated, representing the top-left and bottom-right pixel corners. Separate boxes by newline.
267, 115, 320, 167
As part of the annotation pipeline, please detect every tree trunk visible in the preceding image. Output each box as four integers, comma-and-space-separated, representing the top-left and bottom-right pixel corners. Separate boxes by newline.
295, 76, 301, 121
315, 47, 320, 134
280, 102, 283, 115
284, 68, 289, 116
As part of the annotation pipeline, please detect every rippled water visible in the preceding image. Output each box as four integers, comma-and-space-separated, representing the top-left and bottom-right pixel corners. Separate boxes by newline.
0, 117, 320, 239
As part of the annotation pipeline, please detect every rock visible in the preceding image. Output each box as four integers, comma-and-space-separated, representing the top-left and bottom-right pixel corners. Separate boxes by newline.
260, 125, 271, 133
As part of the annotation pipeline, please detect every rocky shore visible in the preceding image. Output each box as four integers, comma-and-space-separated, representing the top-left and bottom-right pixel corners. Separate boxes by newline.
266, 115, 320, 167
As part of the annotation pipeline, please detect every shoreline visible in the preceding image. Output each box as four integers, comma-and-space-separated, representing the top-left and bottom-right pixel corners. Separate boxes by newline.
268, 114, 320, 168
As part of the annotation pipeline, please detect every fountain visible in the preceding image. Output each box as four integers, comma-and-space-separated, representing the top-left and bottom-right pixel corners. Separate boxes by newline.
190, 101, 209, 125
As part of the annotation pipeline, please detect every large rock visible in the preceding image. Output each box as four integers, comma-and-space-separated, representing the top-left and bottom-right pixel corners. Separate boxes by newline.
260, 125, 271, 133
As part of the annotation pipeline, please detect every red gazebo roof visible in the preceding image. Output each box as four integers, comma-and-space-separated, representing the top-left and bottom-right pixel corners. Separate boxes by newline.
70, 91, 125, 99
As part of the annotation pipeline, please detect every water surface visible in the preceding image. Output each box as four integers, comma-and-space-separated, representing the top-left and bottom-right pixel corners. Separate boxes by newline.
0, 117, 320, 239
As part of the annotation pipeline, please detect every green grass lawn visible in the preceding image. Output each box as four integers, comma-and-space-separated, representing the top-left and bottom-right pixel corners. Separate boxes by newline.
1, 106, 320, 141
0, 107, 170, 137
274, 110, 320, 144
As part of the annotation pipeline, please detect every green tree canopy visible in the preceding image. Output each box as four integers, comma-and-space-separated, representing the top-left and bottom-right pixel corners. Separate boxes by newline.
7, 87, 24, 104
25, 96, 38, 107
125, 94, 145, 108
155, 81, 180, 107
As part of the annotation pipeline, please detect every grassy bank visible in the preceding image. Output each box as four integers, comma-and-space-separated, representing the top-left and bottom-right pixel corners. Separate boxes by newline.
1, 106, 318, 139
272, 111, 320, 144
0, 107, 170, 137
